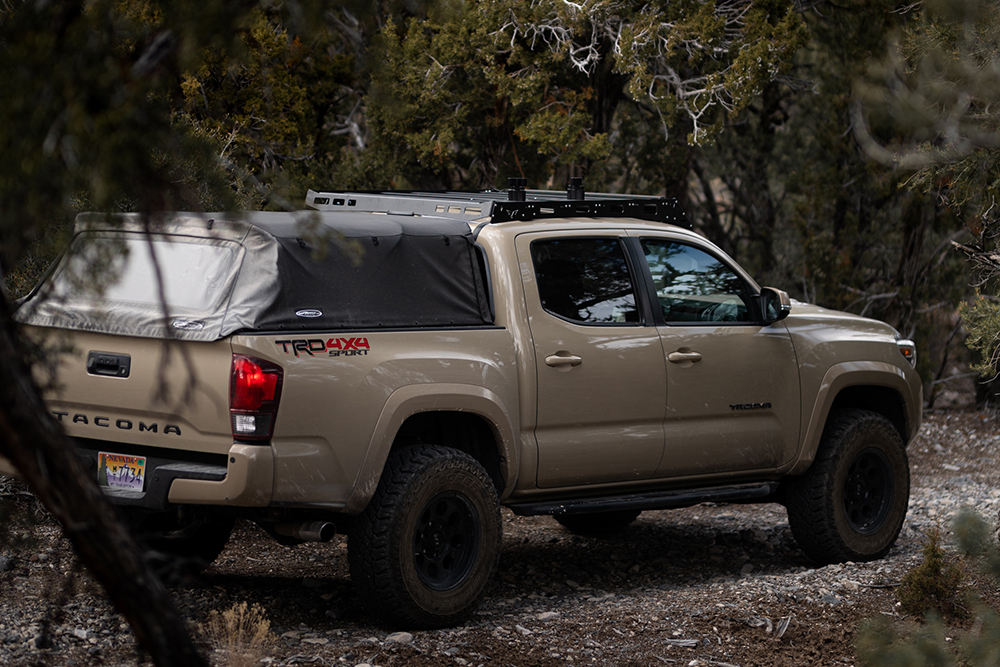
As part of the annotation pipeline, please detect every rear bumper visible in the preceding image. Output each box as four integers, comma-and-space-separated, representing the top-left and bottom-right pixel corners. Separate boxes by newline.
70, 440, 273, 510
1, 442, 275, 510
168, 444, 274, 507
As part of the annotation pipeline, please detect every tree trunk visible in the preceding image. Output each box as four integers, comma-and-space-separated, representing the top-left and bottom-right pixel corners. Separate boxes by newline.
0, 295, 208, 667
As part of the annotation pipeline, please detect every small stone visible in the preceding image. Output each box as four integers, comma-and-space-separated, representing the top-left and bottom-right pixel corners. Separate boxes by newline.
0, 556, 13, 572
515, 625, 532, 636
386, 631, 413, 644
537, 612, 560, 622
72, 628, 88, 640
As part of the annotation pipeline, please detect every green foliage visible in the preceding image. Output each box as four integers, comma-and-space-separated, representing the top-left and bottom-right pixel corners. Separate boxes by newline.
858, 614, 956, 667
362, 0, 806, 190
0, 0, 242, 273
177, 6, 361, 205
959, 295, 1000, 377
855, 0, 1000, 383
858, 509, 1000, 667
897, 528, 968, 621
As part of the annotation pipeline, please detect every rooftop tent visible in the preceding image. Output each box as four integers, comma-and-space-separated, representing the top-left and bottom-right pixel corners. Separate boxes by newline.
15, 211, 493, 341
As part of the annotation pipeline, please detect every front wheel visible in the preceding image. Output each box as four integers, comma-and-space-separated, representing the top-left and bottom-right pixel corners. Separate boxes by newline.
784, 409, 909, 564
348, 445, 502, 629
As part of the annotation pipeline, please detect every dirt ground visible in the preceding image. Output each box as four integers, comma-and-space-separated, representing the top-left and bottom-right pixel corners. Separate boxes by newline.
1, 409, 999, 667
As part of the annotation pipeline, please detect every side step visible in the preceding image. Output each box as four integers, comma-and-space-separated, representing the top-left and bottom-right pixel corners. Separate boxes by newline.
507, 482, 779, 517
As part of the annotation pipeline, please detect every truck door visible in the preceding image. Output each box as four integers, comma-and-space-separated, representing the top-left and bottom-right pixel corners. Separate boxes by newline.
636, 236, 801, 478
516, 232, 666, 488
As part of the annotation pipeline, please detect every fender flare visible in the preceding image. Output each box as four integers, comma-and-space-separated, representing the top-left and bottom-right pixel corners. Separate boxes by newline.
343, 383, 518, 514
789, 361, 919, 475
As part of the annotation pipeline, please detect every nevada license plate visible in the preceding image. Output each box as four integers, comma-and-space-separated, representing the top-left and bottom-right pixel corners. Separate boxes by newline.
97, 452, 146, 491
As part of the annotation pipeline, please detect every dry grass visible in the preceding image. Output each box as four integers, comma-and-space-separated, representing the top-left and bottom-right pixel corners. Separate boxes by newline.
203, 601, 274, 667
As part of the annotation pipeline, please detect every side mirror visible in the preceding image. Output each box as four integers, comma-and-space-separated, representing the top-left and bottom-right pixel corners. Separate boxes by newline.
760, 287, 791, 324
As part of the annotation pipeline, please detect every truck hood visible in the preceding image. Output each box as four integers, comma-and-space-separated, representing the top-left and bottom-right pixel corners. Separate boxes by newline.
784, 300, 901, 341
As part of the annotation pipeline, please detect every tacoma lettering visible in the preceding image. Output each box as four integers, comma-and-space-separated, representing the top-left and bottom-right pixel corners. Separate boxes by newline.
50, 411, 180, 435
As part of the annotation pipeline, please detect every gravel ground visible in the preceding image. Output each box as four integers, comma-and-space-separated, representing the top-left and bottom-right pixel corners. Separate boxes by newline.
1, 409, 999, 667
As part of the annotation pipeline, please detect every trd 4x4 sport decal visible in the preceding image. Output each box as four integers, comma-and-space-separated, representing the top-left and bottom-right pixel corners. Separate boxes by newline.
275, 338, 371, 358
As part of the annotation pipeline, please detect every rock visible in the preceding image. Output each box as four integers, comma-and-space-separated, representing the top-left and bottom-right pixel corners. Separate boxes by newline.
0, 556, 13, 572
537, 611, 561, 621
385, 631, 413, 645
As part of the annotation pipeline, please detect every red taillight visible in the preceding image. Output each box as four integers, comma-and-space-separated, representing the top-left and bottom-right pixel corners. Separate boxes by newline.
230, 355, 283, 441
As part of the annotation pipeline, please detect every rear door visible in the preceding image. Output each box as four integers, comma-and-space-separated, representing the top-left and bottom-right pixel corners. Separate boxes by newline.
516, 232, 666, 488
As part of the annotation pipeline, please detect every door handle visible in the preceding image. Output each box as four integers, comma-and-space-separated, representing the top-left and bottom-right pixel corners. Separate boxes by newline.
545, 353, 583, 368
667, 350, 703, 364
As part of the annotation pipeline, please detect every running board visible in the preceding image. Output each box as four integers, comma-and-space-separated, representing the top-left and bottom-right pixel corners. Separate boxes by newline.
507, 482, 779, 517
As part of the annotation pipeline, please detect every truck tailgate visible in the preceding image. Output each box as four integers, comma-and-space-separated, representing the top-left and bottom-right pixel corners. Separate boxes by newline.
31, 327, 234, 455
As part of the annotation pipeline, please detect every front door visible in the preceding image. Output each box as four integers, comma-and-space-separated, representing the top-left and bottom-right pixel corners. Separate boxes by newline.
516, 232, 667, 488
636, 237, 801, 478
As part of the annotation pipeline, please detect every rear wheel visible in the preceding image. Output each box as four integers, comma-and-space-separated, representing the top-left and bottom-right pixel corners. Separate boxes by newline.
554, 510, 641, 536
348, 445, 502, 629
784, 409, 909, 564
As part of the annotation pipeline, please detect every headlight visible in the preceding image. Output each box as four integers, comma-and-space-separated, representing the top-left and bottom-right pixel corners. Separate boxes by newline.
896, 339, 917, 368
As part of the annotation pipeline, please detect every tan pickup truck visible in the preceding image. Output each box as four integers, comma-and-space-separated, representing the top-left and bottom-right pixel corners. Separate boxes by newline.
3, 184, 922, 628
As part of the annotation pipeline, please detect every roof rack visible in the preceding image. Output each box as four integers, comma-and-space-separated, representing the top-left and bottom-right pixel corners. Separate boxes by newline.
305, 179, 688, 227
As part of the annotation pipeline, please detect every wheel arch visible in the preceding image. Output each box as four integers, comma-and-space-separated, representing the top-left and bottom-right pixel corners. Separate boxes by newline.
789, 361, 920, 475
344, 384, 517, 514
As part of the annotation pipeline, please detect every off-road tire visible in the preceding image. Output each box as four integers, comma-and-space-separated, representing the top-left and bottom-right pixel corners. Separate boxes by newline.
784, 409, 909, 564
118, 507, 235, 566
554, 510, 641, 536
348, 445, 502, 629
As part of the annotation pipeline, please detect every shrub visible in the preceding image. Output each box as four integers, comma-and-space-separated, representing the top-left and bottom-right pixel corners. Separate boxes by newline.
203, 601, 274, 667
897, 527, 968, 621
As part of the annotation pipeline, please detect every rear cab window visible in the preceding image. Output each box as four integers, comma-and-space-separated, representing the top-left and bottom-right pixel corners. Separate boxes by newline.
529, 237, 640, 325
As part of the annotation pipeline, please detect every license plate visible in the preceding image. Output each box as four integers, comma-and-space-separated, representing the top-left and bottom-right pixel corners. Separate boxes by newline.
97, 452, 146, 491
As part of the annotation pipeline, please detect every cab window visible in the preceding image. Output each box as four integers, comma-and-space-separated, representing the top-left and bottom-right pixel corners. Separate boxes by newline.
530, 238, 640, 325
641, 239, 751, 323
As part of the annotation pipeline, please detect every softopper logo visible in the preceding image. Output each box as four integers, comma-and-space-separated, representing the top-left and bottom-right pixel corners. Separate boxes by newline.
171, 319, 205, 331
295, 309, 323, 318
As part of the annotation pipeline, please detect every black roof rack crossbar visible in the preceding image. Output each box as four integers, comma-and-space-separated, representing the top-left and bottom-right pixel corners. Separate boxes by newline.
305, 189, 689, 227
